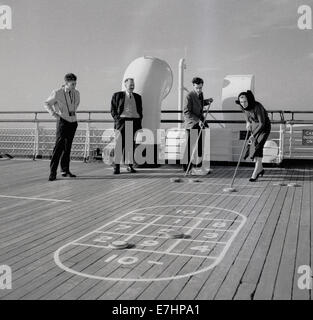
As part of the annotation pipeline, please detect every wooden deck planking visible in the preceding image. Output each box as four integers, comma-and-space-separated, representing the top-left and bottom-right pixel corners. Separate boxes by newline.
119, 170, 260, 298
0, 164, 157, 240
0, 160, 312, 300
225, 167, 308, 300
233, 169, 297, 300
287, 166, 311, 300
137, 169, 261, 300
235, 168, 308, 300
156, 171, 262, 300
0, 175, 171, 299
175, 190, 264, 299
0, 178, 154, 267
44, 168, 246, 298
291, 165, 311, 300
83, 185, 234, 300
57, 177, 237, 300
195, 173, 281, 299
43, 195, 193, 300
119, 181, 241, 299
71, 168, 239, 300
16, 173, 200, 300
0, 174, 158, 292
63, 189, 199, 300
250, 169, 302, 300
0, 178, 148, 250
272, 169, 304, 299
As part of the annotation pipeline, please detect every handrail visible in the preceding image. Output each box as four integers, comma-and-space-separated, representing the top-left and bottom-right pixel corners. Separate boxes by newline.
2, 109, 313, 163
1, 109, 313, 116
0, 118, 287, 124
0, 109, 285, 114
3, 109, 313, 124
0, 109, 286, 123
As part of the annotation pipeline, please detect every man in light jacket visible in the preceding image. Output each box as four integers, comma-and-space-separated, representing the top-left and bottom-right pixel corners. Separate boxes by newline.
44, 73, 80, 181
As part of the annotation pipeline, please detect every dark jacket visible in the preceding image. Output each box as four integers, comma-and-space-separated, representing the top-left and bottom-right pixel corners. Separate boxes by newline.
111, 91, 143, 130
183, 91, 211, 129
242, 102, 271, 138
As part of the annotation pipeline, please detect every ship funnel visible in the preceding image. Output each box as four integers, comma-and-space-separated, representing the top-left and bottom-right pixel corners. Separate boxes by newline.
122, 56, 173, 134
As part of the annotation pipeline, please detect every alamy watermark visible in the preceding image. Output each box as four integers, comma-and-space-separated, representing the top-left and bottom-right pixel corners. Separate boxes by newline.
0, 265, 12, 290
298, 5, 312, 30
297, 265, 313, 290
102, 125, 210, 166
1, 4, 313, 31
0, 5, 12, 30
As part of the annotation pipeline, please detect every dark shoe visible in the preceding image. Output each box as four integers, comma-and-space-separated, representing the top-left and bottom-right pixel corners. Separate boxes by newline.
113, 167, 120, 174
249, 169, 265, 182
127, 166, 137, 173
182, 164, 192, 173
48, 174, 56, 181
61, 172, 76, 178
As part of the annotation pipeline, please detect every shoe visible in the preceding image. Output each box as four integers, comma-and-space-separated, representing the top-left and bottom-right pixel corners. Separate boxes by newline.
127, 166, 137, 173
61, 172, 76, 178
191, 168, 202, 176
182, 164, 193, 174
113, 167, 120, 174
249, 169, 265, 182
48, 174, 56, 181
192, 168, 211, 176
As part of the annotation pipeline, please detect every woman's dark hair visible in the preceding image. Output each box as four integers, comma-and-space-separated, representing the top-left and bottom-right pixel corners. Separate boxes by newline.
235, 90, 256, 110
192, 77, 204, 85
64, 73, 77, 82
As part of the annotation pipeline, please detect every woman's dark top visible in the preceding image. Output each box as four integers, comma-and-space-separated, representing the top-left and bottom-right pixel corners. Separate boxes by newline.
242, 101, 271, 159
243, 101, 271, 137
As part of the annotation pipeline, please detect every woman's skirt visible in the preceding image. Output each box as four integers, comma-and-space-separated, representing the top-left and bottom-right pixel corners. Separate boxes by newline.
244, 122, 271, 160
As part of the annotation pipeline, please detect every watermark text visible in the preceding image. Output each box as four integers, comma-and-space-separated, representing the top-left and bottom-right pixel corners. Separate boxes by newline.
0, 5, 12, 30
0, 265, 12, 290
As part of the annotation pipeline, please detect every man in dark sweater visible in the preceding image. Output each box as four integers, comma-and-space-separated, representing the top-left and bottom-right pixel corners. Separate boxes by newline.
183, 77, 213, 173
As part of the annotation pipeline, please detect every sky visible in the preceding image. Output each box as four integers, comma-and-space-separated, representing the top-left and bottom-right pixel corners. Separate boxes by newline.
0, 0, 313, 112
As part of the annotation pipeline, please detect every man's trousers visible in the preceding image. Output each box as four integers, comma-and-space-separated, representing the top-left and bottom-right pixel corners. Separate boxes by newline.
50, 117, 78, 174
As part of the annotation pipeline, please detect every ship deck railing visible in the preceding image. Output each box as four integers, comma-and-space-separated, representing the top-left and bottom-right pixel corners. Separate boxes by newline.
1, 109, 313, 162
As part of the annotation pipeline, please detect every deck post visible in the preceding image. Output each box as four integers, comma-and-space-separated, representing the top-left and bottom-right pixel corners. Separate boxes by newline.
83, 122, 91, 162
289, 124, 293, 158
33, 115, 40, 160
178, 58, 186, 129
278, 123, 285, 163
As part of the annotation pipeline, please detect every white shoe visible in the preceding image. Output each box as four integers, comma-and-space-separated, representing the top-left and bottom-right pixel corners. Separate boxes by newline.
191, 167, 211, 176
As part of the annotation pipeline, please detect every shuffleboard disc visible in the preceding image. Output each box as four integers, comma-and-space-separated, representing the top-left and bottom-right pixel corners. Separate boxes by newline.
287, 183, 300, 187
111, 241, 130, 249
167, 231, 186, 239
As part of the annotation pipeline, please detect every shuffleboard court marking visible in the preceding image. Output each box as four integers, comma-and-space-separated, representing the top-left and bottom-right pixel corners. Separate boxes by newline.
0, 194, 72, 203
112, 215, 239, 222
190, 182, 266, 188
71, 242, 218, 259
122, 215, 163, 242
165, 218, 203, 253
171, 191, 260, 198
102, 221, 235, 233
54, 205, 247, 281
148, 260, 163, 265
92, 230, 228, 245
105, 255, 118, 263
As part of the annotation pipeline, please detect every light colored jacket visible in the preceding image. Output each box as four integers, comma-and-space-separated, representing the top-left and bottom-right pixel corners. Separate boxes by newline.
45, 87, 80, 123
